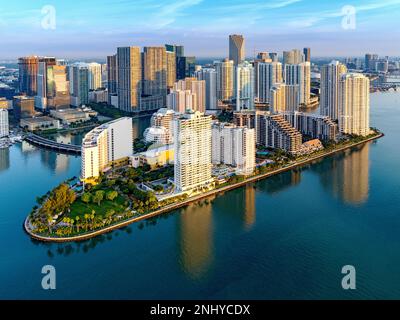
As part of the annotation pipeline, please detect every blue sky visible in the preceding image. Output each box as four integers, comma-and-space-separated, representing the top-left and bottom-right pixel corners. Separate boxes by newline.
0, 0, 399, 59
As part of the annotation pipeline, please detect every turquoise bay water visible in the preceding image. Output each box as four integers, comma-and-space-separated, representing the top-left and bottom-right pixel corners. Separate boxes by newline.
0, 92, 399, 299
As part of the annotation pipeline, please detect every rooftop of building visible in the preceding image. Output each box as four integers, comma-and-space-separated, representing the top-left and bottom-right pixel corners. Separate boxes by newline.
20, 116, 57, 124
82, 117, 132, 148
302, 139, 323, 147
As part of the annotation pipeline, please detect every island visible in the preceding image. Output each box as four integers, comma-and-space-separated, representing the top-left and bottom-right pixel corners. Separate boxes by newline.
24, 129, 383, 243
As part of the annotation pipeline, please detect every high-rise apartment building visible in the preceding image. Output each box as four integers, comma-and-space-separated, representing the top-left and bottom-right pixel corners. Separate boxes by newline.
338, 73, 370, 136
260, 114, 302, 154
269, 84, 299, 113
320, 61, 348, 121
229, 34, 245, 66
0, 109, 9, 138
167, 89, 197, 113
165, 44, 187, 81
284, 62, 311, 106
88, 62, 103, 90
117, 46, 142, 112
13, 96, 35, 120
165, 44, 184, 58
269, 53, 278, 62
35, 57, 57, 109
257, 62, 283, 103
19, 56, 56, 100
195, 68, 217, 110
70, 63, 89, 107
173, 77, 206, 113
283, 49, 304, 65
143, 47, 168, 101
216, 59, 234, 102
364, 53, 379, 71
303, 48, 311, 62
174, 111, 213, 193
270, 83, 286, 113
46, 65, 70, 109
18, 56, 40, 96
235, 61, 254, 111
233, 110, 270, 145
107, 55, 118, 104
81, 117, 133, 182
177, 56, 196, 80
211, 122, 255, 175
166, 51, 177, 90
281, 111, 338, 142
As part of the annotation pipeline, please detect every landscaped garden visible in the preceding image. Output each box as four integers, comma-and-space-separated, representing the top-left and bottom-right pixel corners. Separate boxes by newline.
27, 164, 180, 238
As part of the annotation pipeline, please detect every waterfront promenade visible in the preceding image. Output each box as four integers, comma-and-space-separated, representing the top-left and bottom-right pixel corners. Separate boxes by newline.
24, 132, 384, 243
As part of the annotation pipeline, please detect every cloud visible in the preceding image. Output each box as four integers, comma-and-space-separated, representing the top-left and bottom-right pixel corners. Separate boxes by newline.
149, 0, 203, 29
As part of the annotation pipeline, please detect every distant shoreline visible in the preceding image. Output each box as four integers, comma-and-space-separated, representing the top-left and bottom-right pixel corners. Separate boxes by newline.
24, 132, 384, 243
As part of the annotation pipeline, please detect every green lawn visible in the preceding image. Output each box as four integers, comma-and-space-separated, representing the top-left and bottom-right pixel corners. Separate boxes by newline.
69, 195, 128, 219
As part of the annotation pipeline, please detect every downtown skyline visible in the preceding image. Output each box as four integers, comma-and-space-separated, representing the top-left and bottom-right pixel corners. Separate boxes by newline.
0, 0, 400, 59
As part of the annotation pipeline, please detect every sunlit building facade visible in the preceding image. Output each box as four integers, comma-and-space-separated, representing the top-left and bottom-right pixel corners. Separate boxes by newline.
81, 117, 133, 182
338, 73, 370, 137
174, 111, 213, 193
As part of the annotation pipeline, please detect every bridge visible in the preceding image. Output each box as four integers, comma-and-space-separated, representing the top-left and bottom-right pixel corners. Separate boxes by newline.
25, 133, 82, 155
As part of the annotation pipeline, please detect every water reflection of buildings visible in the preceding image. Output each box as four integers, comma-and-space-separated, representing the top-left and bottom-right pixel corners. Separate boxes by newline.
21, 140, 37, 154
312, 143, 370, 205
40, 150, 70, 174
178, 198, 214, 279
339, 144, 370, 205
244, 184, 256, 230
177, 183, 258, 277
0, 147, 10, 172
260, 170, 302, 195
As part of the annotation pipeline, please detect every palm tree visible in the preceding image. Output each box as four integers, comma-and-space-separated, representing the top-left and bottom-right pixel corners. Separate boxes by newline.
84, 214, 90, 231
75, 216, 80, 232
47, 215, 53, 234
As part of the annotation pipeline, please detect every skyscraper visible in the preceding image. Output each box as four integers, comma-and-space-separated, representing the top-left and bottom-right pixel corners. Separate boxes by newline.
18, 56, 39, 96
303, 48, 311, 62
338, 73, 370, 137
143, 47, 167, 101
284, 62, 311, 106
195, 68, 217, 110
229, 34, 245, 66
257, 62, 283, 103
364, 53, 378, 71
174, 111, 213, 193
35, 57, 57, 109
81, 117, 133, 182
166, 51, 176, 90
87, 62, 102, 90
0, 109, 9, 138
211, 123, 255, 175
46, 65, 70, 109
19, 56, 57, 99
173, 77, 206, 113
270, 83, 286, 113
167, 89, 197, 113
117, 46, 141, 112
70, 63, 89, 107
165, 44, 185, 80
177, 56, 196, 80
107, 55, 118, 103
283, 49, 304, 65
320, 61, 348, 121
216, 59, 234, 102
235, 61, 254, 111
